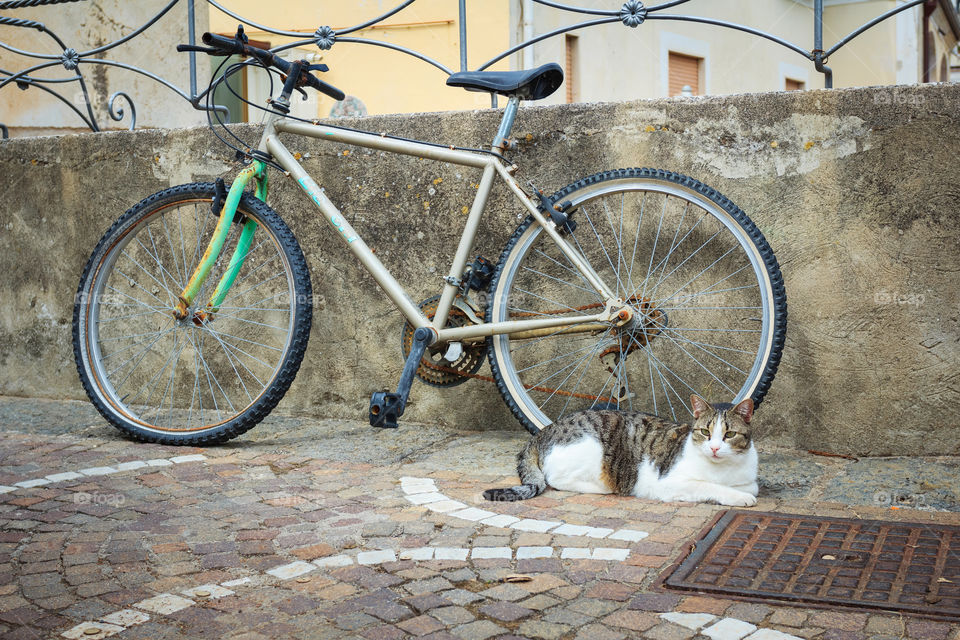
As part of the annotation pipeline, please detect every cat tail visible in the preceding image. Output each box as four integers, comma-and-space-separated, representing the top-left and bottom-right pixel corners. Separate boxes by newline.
483, 440, 546, 502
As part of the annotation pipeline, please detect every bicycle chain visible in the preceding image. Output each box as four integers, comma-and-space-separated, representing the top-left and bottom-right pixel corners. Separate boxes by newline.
406, 296, 661, 403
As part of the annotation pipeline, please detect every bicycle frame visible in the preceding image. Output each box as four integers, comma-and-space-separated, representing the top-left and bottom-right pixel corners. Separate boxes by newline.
175, 100, 633, 346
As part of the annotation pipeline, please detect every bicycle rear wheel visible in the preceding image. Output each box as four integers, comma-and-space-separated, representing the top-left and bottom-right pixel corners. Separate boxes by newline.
487, 169, 786, 434
73, 182, 312, 445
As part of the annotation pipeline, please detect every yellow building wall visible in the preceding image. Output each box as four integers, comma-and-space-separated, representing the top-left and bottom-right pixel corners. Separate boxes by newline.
208, 0, 512, 118
823, 0, 898, 89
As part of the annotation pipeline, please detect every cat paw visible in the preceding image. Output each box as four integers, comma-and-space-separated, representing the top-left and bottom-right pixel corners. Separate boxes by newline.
719, 492, 757, 507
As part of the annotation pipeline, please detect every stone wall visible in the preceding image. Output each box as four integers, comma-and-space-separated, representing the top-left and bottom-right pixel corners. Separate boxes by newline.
1, 83, 958, 455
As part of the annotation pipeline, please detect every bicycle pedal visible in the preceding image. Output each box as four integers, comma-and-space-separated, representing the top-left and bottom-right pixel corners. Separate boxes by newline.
369, 391, 402, 428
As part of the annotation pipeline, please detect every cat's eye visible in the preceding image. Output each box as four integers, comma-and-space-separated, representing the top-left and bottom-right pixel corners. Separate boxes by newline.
723, 432, 738, 440
697, 428, 711, 437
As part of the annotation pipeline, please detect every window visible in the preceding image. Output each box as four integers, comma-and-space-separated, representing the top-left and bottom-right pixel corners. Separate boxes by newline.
668, 52, 701, 96
564, 34, 579, 103
785, 78, 805, 91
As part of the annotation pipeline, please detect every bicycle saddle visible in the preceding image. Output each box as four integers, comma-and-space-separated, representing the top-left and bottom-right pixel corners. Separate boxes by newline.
446, 63, 563, 101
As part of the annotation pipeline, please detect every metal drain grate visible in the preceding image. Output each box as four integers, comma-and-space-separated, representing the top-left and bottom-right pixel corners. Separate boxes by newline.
658, 510, 960, 621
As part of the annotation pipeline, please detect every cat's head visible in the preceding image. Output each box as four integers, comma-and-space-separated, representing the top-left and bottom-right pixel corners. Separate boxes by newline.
689, 395, 754, 463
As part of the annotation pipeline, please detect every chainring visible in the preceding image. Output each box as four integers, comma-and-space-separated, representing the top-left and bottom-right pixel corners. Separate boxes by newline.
401, 296, 486, 387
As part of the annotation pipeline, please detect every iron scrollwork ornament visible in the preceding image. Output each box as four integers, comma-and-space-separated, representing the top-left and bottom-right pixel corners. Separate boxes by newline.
314, 25, 336, 51
619, 1, 646, 28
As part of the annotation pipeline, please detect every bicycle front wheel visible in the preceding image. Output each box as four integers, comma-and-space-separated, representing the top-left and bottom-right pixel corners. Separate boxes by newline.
487, 169, 786, 434
73, 182, 312, 445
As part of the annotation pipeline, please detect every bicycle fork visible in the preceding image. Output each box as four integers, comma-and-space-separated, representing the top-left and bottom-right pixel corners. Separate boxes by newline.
173, 161, 268, 324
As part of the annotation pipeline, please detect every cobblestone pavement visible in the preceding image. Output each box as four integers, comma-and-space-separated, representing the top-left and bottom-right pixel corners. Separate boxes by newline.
1, 397, 959, 640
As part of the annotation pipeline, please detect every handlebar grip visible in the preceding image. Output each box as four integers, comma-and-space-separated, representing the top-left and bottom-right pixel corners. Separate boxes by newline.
201, 32, 244, 56
176, 44, 217, 54
304, 75, 346, 101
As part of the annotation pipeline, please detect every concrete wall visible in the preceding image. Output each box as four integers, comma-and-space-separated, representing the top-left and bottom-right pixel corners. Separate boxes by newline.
1, 83, 958, 456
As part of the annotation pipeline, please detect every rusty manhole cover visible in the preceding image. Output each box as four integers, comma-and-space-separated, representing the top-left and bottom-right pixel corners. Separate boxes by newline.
658, 510, 960, 621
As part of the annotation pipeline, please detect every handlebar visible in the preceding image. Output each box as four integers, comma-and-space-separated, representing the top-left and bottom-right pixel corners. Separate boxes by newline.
177, 31, 345, 102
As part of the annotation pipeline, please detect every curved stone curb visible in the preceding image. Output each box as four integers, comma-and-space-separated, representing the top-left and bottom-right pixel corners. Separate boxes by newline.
400, 476, 649, 561
1, 453, 208, 494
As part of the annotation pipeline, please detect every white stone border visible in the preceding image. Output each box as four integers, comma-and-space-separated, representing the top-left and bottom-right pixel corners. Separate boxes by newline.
660, 612, 803, 640
399, 477, 649, 561
1, 454, 208, 494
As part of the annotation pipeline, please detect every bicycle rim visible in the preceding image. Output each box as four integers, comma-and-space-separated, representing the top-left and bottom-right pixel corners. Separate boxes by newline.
489, 171, 782, 432
82, 194, 300, 435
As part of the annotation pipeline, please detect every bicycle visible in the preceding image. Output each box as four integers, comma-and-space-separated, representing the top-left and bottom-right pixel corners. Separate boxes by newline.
72, 27, 787, 445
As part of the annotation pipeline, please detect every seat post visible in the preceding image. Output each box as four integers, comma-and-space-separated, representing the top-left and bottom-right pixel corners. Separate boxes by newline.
492, 95, 520, 154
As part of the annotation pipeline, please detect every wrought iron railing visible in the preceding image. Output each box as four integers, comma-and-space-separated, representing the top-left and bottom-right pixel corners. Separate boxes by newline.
0, 0, 938, 138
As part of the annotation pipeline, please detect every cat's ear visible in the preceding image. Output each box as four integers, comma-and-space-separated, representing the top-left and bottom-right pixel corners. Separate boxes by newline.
690, 394, 712, 419
733, 398, 754, 424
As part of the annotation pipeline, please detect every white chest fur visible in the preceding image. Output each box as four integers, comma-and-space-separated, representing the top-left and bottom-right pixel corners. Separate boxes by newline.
632, 438, 758, 505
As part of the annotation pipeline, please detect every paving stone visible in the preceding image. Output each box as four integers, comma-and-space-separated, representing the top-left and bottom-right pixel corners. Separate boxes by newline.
592, 548, 630, 561
516, 619, 571, 639
433, 547, 469, 561
407, 492, 448, 505
510, 519, 561, 533
469, 547, 511, 560
133, 593, 194, 615
584, 581, 635, 601
607, 529, 648, 542
400, 547, 435, 561
334, 611, 380, 630
542, 605, 593, 627
100, 609, 150, 627
478, 583, 533, 602
403, 593, 453, 614
661, 612, 718, 630
520, 593, 561, 611
643, 621, 702, 640
426, 500, 467, 513
437, 589, 482, 606
745, 630, 805, 640
478, 601, 534, 622
439, 567, 475, 582
516, 546, 553, 559
806, 611, 868, 632
266, 561, 316, 579
430, 605, 475, 626
479, 514, 520, 528
702, 618, 758, 640
61, 621, 125, 639
398, 614, 445, 636
407, 577, 454, 595
628, 593, 681, 613
573, 623, 627, 640
724, 603, 774, 624
450, 619, 506, 640
356, 550, 397, 565
314, 554, 354, 568
905, 619, 953, 640
181, 584, 234, 600
601, 609, 659, 632
447, 508, 496, 522
676, 596, 731, 615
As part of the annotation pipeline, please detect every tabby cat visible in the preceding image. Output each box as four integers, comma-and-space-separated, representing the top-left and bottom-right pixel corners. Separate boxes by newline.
484, 395, 758, 506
